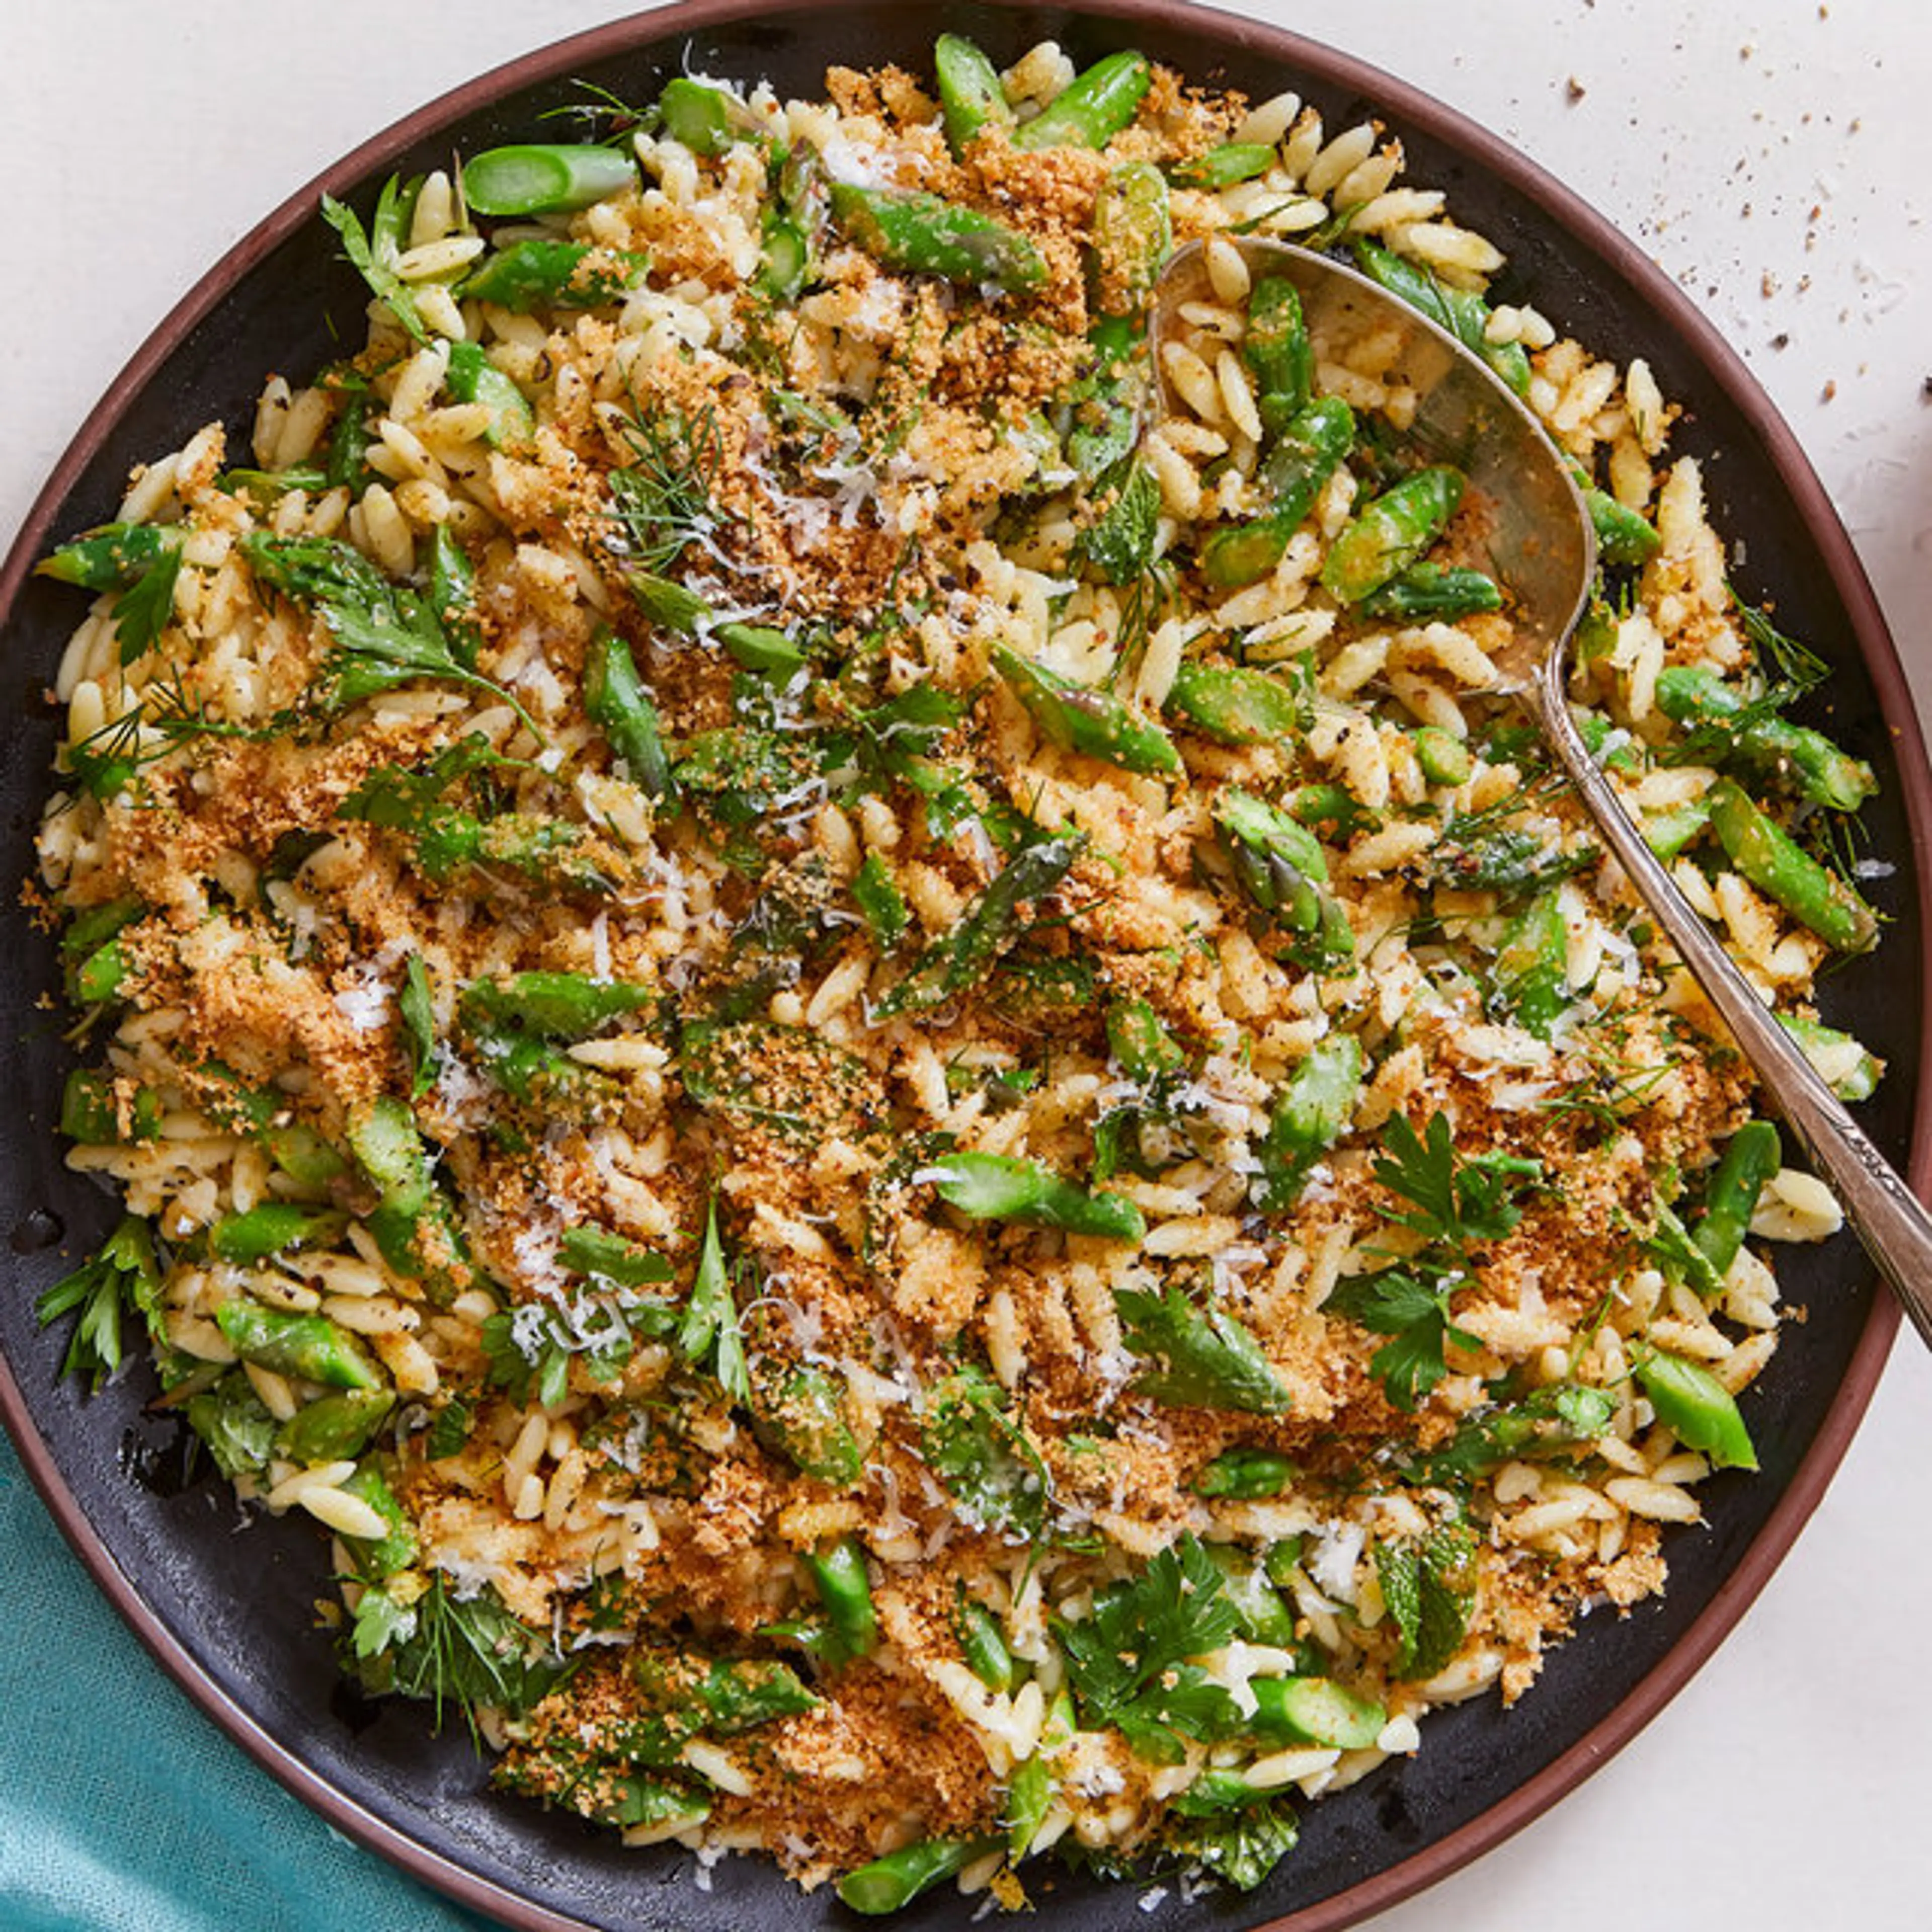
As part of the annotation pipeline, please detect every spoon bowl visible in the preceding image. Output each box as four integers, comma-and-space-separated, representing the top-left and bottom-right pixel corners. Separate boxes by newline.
1153, 235, 1932, 1347
1152, 236, 1596, 659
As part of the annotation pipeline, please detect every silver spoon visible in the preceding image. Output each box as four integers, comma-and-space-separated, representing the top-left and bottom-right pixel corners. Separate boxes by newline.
1154, 235, 1932, 1348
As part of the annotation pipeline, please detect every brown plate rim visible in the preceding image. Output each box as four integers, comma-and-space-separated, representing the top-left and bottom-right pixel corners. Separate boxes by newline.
1, 3, 1926, 1928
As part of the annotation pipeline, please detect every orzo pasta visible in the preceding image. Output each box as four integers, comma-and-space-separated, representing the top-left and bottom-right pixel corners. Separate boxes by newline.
28, 32, 1883, 1913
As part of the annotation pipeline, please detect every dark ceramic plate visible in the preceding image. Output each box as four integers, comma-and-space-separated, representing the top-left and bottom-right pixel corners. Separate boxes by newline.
2, 3, 1925, 1928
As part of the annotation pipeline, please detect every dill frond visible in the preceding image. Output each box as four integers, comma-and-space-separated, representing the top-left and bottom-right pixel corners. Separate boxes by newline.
605, 400, 738, 574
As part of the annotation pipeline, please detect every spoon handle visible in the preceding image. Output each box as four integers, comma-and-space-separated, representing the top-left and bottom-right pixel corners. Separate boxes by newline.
1528, 660, 1932, 1350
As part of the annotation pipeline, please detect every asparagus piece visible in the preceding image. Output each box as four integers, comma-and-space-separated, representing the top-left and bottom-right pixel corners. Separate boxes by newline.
1320, 464, 1466, 604
1704, 777, 1879, 952
207, 1203, 348, 1265
837, 1836, 998, 1914
1252, 1034, 1364, 1211
1163, 660, 1310, 746
755, 1364, 864, 1486
1172, 142, 1276, 189
1213, 788, 1354, 960
1634, 1346, 1757, 1470
459, 971, 654, 1039
1779, 1013, 1882, 1101
656, 77, 758, 156
1361, 561, 1502, 621
444, 341, 532, 447
1011, 50, 1151, 151
992, 643, 1180, 774
1584, 485, 1661, 566
1191, 1447, 1298, 1498
1092, 160, 1171, 308
1203, 1543, 1299, 1645
275, 1388, 396, 1465
1654, 664, 1876, 812
460, 239, 646, 311
1115, 1283, 1293, 1413
1352, 236, 1531, 395
583, 627, 672, 797
752, 210, 811, 302
873, 834, 1082, 1017
1411, 724, 1473, 785
461, 143, 635, 216
37, 521, 179, 590
71, 938, 129, 1005
851, 851, 911, 949
952, 1591, 1018, 1693
827, 182, 1045, 292
934, 34, 1014, 153
1065, 313, 1143, 480
1641, 797, 1711, 862
1242, 277, 1314, 431
804, 1537, 878, 1661
1199, 394, 1355, 588
346, 1095, 466, 1300
922, 1150, 1147, 1242
60, 1070, 158, 1145
1693, 1120, 1783, 1279
1104, 996, 1186, 1079
627, 567, 804, 676
215, 1300, 383, 1392
1246, 1675, 1386, 1749
1490, 888, 1570, 1038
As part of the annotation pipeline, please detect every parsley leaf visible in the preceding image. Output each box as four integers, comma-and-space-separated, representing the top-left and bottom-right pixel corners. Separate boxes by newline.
481, 1310, 573, 1410
1372, 1111, 1542, 1247
1324, 1266, 1478, 1412
349, 1571, 569, 1736
1113, 1664, 1245, 1763
350, 1584, 418, 1661
109, 541, 184, 664
1332, 1115, 1545, 1410
559, 1224, 676, 1287
1373, 1113, 1459, 1237
482, 1279, 674, 1410
1056, 1534, 1242, 1730
320, 175, 430, 346
33, 1216, 163, 1392
424, 1394, 474, 1461
240, 534, 535, 732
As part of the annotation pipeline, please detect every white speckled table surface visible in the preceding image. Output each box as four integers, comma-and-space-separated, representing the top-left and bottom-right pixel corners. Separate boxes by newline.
3, 4, 1928, 1928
